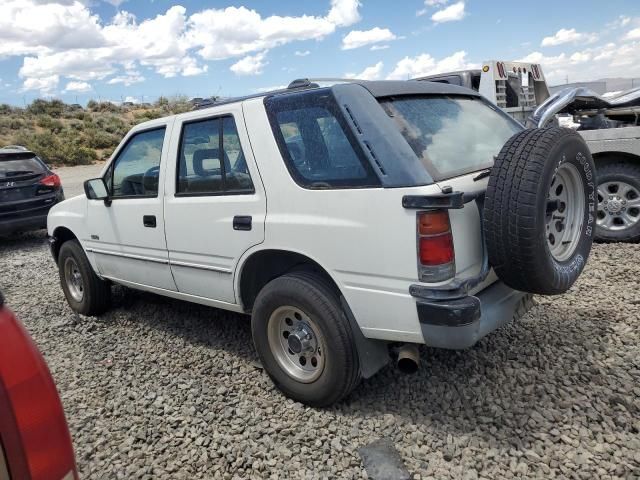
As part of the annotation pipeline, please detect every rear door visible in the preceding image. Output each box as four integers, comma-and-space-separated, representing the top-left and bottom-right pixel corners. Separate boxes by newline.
164, 104, 266, 304
85, 123, 176, 290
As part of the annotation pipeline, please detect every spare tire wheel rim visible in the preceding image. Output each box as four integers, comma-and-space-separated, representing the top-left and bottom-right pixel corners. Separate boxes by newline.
267, 306, 326, 383
546, 162, 585, 262
64, 257, 84, 302
597, 180, 640, 232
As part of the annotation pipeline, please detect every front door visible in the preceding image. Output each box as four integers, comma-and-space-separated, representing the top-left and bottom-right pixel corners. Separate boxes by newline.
164, 105, 266, 304
86, 123, 177, 291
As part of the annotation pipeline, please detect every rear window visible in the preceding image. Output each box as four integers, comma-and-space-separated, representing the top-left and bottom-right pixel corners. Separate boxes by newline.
265, 90, 380, 189
0, 156, 46, 179
380, 96, 521, 180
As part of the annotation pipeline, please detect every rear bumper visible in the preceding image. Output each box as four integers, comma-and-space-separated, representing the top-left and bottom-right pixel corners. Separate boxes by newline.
415, 280, 530, 349
0, 214, 48, 235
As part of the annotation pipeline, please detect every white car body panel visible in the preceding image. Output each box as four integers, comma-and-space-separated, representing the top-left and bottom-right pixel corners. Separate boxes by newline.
163, 103, 267, 304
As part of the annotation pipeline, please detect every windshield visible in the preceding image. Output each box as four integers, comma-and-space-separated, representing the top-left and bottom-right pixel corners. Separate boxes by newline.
380, 96, 521, 180
0, 156, 45, 178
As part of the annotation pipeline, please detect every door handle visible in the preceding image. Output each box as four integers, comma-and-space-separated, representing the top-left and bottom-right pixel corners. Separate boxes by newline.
143, 215, 157, 228
233, 215, 252, 231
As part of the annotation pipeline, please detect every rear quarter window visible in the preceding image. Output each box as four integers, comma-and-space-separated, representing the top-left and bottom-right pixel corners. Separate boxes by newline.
265, 90, 380, 189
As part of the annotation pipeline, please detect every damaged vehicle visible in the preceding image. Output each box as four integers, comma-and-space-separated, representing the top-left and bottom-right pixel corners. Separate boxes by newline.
532, 87, 640, 242
48, 80, 596, 406
416, 62, 640, 243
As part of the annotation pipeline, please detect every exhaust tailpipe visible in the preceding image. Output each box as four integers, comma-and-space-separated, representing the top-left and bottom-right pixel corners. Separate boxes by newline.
397, 344, 420, 374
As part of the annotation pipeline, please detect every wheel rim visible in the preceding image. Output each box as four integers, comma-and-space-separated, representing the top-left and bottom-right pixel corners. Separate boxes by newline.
64, 257, 84, 302
267, 306, 326, 383
546, 163, 585, 262
597, 180, 640, 232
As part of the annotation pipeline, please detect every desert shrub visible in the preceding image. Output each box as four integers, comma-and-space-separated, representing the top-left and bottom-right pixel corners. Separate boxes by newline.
27, 99, 65, 117
87, 101, 120, 113
133, 109, 163, 122
61, 144, 97, 165
83, 128, 119, 149
94, 115, 128, 136
37, 115, 64, 134
13, 130, 95, 165
66, 119, 84, 131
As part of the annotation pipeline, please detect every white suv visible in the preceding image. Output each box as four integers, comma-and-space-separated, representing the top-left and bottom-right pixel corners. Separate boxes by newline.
48, 80, 596, 406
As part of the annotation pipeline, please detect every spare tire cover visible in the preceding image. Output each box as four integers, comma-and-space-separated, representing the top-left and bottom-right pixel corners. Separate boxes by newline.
484, 127, 596, 295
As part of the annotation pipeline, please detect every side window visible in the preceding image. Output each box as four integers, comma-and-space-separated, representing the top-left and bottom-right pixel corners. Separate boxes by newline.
111, 128, 166, 198
266, 91, 379, 189
177, 116, 254, 195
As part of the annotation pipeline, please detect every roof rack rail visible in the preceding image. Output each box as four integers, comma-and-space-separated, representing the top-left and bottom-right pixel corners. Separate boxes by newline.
287, 78, 363, 89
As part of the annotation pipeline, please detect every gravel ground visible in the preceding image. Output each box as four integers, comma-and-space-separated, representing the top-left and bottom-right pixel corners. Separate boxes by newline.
1, 233, 639, 479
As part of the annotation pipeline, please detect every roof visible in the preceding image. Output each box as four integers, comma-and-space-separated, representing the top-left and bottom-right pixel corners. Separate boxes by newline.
352, 80, 480, 98
412, 70, 481, 81
0, 146, 35, 158
192, 79, 479, 113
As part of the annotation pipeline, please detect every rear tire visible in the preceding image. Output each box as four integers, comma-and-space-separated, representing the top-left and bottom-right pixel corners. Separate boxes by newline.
58, 240, 111, 315
484, 127, 596, 295
595, 162, 640, 243
251, 271, 360, 407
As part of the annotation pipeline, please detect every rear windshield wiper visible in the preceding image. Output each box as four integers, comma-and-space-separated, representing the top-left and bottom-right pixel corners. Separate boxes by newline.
2, 170, 36, 177
473, 169, 491, 181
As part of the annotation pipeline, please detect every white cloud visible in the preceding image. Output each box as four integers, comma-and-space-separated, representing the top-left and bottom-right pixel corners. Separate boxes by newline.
341, 27, 396, 50
346, 61, 384, 80
185, 1, 359, 61
417, 0, 448, 16
0, 0, 105, 58
1, 0, 362, 91
541, 28, 598, 47
518, 40, 640, 84
107, 72, 145, 86
326, 0, 361, 27
386, 50, 476, 80
625, 28, 640, 40
431, 1, 465, 23
295, 50, 311, 57
22, 75, 59, 93
64, 80, 91, 92
370, 44, 390, 51
230, 51, 267, 76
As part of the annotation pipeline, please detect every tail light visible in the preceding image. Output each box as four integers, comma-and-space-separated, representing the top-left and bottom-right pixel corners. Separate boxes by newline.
0, 304, 78, 480
39, 174, 61, 188
416, 210, 455, 282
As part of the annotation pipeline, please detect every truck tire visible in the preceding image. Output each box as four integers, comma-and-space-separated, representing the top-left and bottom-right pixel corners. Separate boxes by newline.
595, 162, 640, 243
484, 127, 597, 295
251, 271, 360, 407
58, 240, 111, 315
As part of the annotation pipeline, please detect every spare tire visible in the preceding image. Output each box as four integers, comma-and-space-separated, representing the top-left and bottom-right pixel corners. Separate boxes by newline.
484, 127, 596, 295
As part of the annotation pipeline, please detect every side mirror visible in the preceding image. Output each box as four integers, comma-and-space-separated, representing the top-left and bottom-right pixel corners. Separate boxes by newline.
84, 178, 111, 206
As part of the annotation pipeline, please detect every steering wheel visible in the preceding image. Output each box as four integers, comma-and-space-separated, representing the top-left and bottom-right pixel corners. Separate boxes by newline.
142, 165, 160, 194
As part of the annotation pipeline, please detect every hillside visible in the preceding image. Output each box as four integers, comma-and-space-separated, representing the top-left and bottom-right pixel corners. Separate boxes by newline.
0, 98, 194, 166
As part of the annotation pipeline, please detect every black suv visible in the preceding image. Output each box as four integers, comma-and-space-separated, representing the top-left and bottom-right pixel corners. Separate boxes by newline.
0, 146, 64, 235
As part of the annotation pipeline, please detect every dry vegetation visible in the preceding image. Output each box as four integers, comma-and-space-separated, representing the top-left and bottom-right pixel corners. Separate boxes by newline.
0, 97, 194, 166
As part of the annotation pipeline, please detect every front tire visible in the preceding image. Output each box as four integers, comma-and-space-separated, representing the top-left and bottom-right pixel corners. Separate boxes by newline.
58, 240, 111, 315
251, 271, 360, 407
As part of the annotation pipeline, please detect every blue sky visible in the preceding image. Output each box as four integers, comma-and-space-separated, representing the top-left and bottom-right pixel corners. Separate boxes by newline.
1, 0, 640, 105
